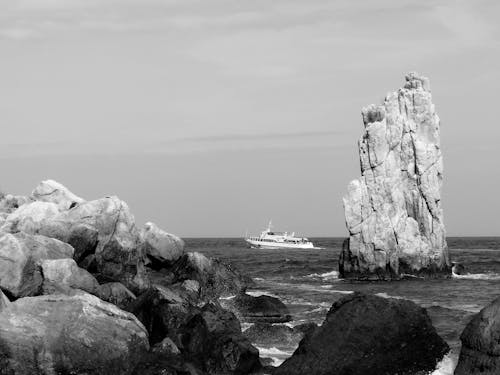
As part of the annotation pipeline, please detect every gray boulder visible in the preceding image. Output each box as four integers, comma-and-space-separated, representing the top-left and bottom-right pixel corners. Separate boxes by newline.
340, 72, 451, 280
0, 292, 149, 375
41, 258, 99, 295
455, 296, 500, 374
0, 232, 74, 298
0, 289, 10, 311
31, 179, 84, 210
225, 292, 292, 323
0, 201, 60, 234
97, 282, 137, 309
0, 194, 30, 215
140, 221, 184, 267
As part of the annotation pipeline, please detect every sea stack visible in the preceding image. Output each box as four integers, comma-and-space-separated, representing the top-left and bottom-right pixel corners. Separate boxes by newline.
340, 72, 451, 280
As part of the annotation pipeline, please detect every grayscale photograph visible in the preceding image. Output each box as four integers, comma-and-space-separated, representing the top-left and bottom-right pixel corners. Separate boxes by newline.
0, 1, 499, 374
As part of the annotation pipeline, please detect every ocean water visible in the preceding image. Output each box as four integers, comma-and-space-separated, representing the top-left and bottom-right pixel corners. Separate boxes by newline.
185, 237, 500, 374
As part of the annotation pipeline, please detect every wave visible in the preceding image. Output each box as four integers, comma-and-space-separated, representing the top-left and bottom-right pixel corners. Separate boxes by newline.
305, 270, 340, 281
246, 290, 281, 299
452, 271, 500, 280
375, 292, 405, 300
241, 322, 254, 332
256, 346, 295, 366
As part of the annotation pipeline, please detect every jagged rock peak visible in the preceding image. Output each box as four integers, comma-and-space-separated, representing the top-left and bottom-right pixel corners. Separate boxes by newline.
340, 72, 451, 280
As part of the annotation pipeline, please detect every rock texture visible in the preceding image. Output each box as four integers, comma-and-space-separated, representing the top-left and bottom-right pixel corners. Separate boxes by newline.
455, 296, 500, 374
0, 232, 74, 298
275, 292, 449, 375
340, 72, 451, 280
225, 292, 292, 323
41, 258, 99, 295
0, 292, 149, 375
31, 179, 84, 210
140, 221, 185, 267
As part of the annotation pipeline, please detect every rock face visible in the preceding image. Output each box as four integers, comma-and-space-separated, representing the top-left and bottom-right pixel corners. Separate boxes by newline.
1, 201, 60, 234
41, 258, 99, 295
226, 292, 292, 323
275, 292, 449, 375
140, 221, 185, 267
244, 323, 305, 348
340, 72, 451, 280
455, 296, 500, 374
97, 282, 136, 309
0, 292, 149, 375
0, 232, 74, 298
31, 179, 85, 210
180, 303, 261, 375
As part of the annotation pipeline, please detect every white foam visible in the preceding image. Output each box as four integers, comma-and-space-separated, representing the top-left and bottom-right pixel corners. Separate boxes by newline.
375, 292, 405, 300
305, 270, 340, 280
241, 322, 254, 332
431, 352, 458, 375
256, 346, 294, 366
246, 290, 281, 298
452, 271, 500, 280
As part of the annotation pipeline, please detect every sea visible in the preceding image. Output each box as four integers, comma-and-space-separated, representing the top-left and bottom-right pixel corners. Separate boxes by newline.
185, 237, 500, 374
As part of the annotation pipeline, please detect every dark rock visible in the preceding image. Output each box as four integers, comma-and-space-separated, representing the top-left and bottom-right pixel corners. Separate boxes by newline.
180, 303, 261, 375
293, 322, 318, 336
0, 292, 149, 375
97, 282, 137, 309
152, 337, 181, 355
171, 252, 252, 301
452, 262, 466, 275
275, 292, 449, 375
133, 352, 203, 375
244, 323, 303, 348
455, 296, 500, 374
226, 292, 291, 323
126, 284, 192, 346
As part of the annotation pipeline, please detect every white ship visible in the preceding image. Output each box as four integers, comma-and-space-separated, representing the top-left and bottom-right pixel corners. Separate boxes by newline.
245, 221, 317, 249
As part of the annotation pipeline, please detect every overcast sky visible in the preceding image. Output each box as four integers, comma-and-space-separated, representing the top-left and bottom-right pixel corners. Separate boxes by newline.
1, 0, 499, 237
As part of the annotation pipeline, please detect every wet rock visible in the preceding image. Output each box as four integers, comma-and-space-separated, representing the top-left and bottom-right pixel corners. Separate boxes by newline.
171, 252, 251, 301
180, 303, 261, 375
0, 292, 149, 375
126, 284, 192, 346
31, 179, 84, 210
41, 258, 99, 295
97, 282, 137, 309
0, 232, 74, 298
275, 292, 449, 375
452, 262, 466, 275
141, 222, 185, 267
455, 296, 500, 375
244, 323, 304, 348
226, 292, 292, 323
341, 72, 451, 280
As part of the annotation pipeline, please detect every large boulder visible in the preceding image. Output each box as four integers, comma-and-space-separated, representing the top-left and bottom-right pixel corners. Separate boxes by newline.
0, 232, 74, 298
31, 179, 84, 210
455, 296, 500, 374
126, 284, 192, 346
275, 292, 449, 375
340, 72, 451, 280
225, 292, 292, 323
140, 222, 185, 268
171, 252, 251, 301
97, 282, 137, 309
0, 201, 60, 234
41, 258, 99, 295
244, 323, 305, 348
180, 303, 261, 375
35, 196, 149, 293
0, 194, 30, 215
0, 292, 149, 375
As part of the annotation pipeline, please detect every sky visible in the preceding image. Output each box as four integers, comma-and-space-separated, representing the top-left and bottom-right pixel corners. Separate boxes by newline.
1, 0, 499, 237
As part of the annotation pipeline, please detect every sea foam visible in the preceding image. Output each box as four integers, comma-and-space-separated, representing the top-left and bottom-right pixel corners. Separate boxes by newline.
452, 271, 500, 280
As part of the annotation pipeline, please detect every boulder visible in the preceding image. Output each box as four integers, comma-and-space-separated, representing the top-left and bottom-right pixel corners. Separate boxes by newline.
226, 292, 292, 323
180, 303, 261, 375
275, 292, 449, 375
97, 282, 136, 309
41, 258, 99, 295
0, 292, 149, 375
0, 201, 60, 234
340, 72, 451, 280
126, 284, 192, 346
152, 337, 181, 355
140, 222, 185, 267
35, 196, 149, 293
455, 296, 500, 374
31, 179, 85, 210
0, 194, 30, 214
244, 323, 304, 348
452, 262, 466, 275
171, 252, 251, 301
0, 232, 74, 298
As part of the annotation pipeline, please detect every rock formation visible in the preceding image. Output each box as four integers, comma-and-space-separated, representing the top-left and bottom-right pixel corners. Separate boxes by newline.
275, 292, 449, 375
340, 72, 451, 279
455, 296, 500, 374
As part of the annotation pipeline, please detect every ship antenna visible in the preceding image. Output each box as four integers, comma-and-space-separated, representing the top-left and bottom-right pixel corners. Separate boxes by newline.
267, 220, 272, 231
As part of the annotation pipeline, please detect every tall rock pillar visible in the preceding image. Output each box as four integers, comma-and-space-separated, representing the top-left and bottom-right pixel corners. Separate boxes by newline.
340, 72, 451, 280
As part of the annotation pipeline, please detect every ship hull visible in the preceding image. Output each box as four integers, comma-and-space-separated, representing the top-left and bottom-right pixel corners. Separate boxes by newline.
245, 239, 315, 250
